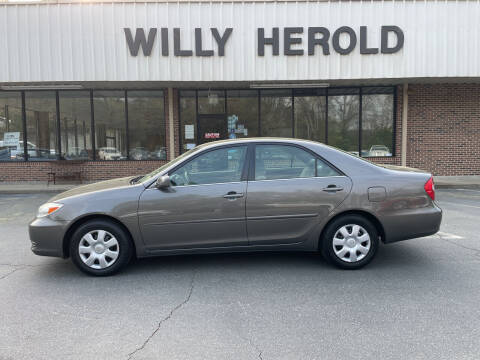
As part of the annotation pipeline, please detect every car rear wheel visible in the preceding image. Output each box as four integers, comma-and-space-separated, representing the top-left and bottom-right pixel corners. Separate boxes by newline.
70, 220, 133, 276
321, 215, 379, 269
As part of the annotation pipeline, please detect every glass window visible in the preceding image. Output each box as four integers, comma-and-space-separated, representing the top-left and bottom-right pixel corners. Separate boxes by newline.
226, 90, 259, 139
25, 91, 58, 161
128, 91, 166, 160
328, 94, 360, 155
361, 94, 394, 157
0, 92, 23, 161
260, 90, 292, 137
317, 158, 341, 177
179, 91, 197, 152
255, 144, 317, 180
93, 91, 126, 160
198, 90, 225, 114
59, 91, 92, 160
294, 89, 326, 142
170, 146, 247, 186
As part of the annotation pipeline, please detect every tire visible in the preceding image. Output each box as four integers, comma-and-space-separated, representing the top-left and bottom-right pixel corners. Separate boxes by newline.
70, 219, 133, 276
321, 215, 379, 270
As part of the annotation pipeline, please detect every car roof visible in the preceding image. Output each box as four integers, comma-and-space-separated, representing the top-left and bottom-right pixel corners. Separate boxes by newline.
195, 137, 326, 150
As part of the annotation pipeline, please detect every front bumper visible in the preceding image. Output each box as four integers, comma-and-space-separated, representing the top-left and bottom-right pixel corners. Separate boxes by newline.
29, 217, 69, 257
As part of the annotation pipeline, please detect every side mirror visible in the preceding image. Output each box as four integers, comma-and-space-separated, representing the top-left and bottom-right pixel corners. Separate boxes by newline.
155, 175, 171, 189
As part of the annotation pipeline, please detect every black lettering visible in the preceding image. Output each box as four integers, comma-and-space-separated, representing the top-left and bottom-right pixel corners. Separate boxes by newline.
174, 28, 193, 56
258, 28, 279, 56
124, 28, 157, 56
381, 25, 404, 54
195, 28, 214, 56
332, 26, 357, 55
161, 28, 168, 56
360, 26, 378, 54
211, 28, 233, 56
284, 27, 303, 55
308, 27, 330, 55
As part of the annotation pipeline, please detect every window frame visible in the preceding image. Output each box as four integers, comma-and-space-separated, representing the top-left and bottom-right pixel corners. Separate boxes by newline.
167, 143, 251, 187
178, 86, 396, 158
0, 88, 168, 162
248, 142, 345, 182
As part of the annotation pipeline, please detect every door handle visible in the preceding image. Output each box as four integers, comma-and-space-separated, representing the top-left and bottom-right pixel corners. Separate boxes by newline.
322, 185, 344, 193
223, 191, 244, 199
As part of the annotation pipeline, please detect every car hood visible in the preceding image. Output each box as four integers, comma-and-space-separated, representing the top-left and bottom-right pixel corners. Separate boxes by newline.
49, 176, 138, 202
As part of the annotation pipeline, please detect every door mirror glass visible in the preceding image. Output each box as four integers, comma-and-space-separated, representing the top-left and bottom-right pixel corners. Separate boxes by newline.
155, 175, 171, 189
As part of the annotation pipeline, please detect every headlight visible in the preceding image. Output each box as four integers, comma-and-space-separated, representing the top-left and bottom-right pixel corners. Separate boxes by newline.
37, 202, 64, 218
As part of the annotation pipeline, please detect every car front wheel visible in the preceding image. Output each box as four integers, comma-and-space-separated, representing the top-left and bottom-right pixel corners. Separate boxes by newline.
70, 220, 133, 276
321, 215, 379, 269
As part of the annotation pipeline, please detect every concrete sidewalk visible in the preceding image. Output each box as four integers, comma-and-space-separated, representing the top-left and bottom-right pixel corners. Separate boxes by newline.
0, 176, 479, 194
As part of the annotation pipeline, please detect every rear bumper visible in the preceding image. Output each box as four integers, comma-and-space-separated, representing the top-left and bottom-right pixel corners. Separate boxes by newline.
29, 217, 69, 257
382, 203, 442, 244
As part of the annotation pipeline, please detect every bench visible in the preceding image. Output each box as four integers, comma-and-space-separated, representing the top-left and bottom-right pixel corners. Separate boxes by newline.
47, 171, 82, 185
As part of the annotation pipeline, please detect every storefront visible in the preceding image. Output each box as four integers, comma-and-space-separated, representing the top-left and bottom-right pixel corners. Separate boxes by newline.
0, 0, 479, 181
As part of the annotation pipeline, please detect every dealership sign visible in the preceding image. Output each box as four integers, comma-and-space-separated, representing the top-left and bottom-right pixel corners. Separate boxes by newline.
124, 26, 404, 57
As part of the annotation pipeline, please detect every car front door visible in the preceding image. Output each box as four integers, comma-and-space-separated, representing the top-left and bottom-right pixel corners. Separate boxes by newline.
246, 144, 352, 245
138, 145, 249, 251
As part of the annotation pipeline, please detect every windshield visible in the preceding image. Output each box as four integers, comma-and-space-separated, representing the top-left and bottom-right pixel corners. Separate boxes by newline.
137, 148, 197, 183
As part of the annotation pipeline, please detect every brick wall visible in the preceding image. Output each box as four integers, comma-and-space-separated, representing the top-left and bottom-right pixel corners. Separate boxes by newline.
407, 83, 480, 176
0, 161, 167, 182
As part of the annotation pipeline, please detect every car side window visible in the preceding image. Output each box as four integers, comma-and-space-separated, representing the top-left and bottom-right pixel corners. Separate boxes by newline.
254, 144, 340, 181
169, 146, 247, 186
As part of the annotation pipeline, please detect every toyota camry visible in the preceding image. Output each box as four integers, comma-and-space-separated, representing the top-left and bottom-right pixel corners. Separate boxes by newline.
29, 138, 442, 276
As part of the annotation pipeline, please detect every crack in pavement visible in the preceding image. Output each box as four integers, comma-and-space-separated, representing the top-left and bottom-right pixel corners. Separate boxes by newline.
236, 301, 264, 360
0, 265, 26, 280
126, 270, 197, 360
435, 234, 480, 257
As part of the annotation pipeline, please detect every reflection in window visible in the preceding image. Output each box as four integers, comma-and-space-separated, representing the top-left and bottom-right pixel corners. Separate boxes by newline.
198, 90, 225, 114
25, 91, 58, 161
362, 94, 394, 157
0, 92, 23, 161
170, 146, 247, 186
179, 91, 197, 152
59, 91, 92, 160
255, 144, 314, 180
93, 91, 126, 160
128, 91, 166, 160
226, 90, 258, 139
294, 90, 326, 142
260, 90, 292, 137
328, 95, 360, 155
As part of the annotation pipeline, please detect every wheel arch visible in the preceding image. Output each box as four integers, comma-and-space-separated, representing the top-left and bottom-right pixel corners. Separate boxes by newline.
318, 209, 386, 249
62, 214, 137, 258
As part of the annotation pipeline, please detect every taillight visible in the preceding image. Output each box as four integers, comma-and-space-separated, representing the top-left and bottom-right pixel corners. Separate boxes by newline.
424, 176, 435, 201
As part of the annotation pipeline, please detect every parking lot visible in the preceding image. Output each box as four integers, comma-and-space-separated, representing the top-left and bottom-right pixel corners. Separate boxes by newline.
0, 189, 479, 360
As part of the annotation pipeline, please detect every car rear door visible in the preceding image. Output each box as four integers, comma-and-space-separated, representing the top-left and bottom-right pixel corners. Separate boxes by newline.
246, 143, 352, 245
138, 145, 250, 251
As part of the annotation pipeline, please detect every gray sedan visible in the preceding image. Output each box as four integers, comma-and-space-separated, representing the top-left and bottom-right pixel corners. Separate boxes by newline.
29, 138, 442, 276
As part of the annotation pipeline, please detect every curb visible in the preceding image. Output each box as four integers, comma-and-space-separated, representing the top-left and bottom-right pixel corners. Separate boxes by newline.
435, 184, 480, 190
0, 189, 72, 194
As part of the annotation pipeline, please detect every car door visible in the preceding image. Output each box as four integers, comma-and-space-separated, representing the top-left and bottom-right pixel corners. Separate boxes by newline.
246, 143, 352, 245
138, 145, 249, 251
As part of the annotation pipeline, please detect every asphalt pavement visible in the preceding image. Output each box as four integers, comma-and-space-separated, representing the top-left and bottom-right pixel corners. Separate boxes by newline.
0, 189, 479, 360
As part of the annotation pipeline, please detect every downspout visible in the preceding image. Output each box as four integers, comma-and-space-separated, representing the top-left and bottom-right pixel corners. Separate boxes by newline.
168, 88, 175, 161
401, 84, 408, 167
